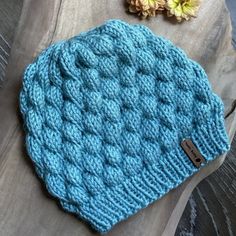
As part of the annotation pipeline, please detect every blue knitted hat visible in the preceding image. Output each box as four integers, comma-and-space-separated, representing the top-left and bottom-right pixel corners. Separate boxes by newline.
20, 19, 230, 233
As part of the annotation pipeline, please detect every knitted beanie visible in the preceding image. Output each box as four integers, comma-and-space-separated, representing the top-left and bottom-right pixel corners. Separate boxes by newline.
19, 19, 230, 233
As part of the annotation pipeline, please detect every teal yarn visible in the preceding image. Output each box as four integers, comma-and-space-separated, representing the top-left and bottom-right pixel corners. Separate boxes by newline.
19, 19, 230, 233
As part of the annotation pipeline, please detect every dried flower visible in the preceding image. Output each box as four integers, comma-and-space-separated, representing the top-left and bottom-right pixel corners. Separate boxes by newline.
165, 0, 200, 22
127, 0, 166, 19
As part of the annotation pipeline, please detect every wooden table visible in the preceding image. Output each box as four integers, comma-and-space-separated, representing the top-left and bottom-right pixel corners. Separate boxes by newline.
0, 0, 236, 235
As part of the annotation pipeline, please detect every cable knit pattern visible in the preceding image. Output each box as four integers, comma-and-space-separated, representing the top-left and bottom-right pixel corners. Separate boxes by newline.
19, 19, 230, 233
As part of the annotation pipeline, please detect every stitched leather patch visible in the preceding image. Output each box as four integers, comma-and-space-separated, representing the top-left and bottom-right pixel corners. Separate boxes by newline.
181, 139, 206, 168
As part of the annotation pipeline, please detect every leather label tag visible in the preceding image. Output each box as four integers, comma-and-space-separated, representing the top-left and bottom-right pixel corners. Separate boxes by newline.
180, 139, 206, 168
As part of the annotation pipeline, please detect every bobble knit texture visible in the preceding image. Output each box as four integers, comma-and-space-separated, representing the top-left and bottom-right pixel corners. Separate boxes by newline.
20, 20, 230, 233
